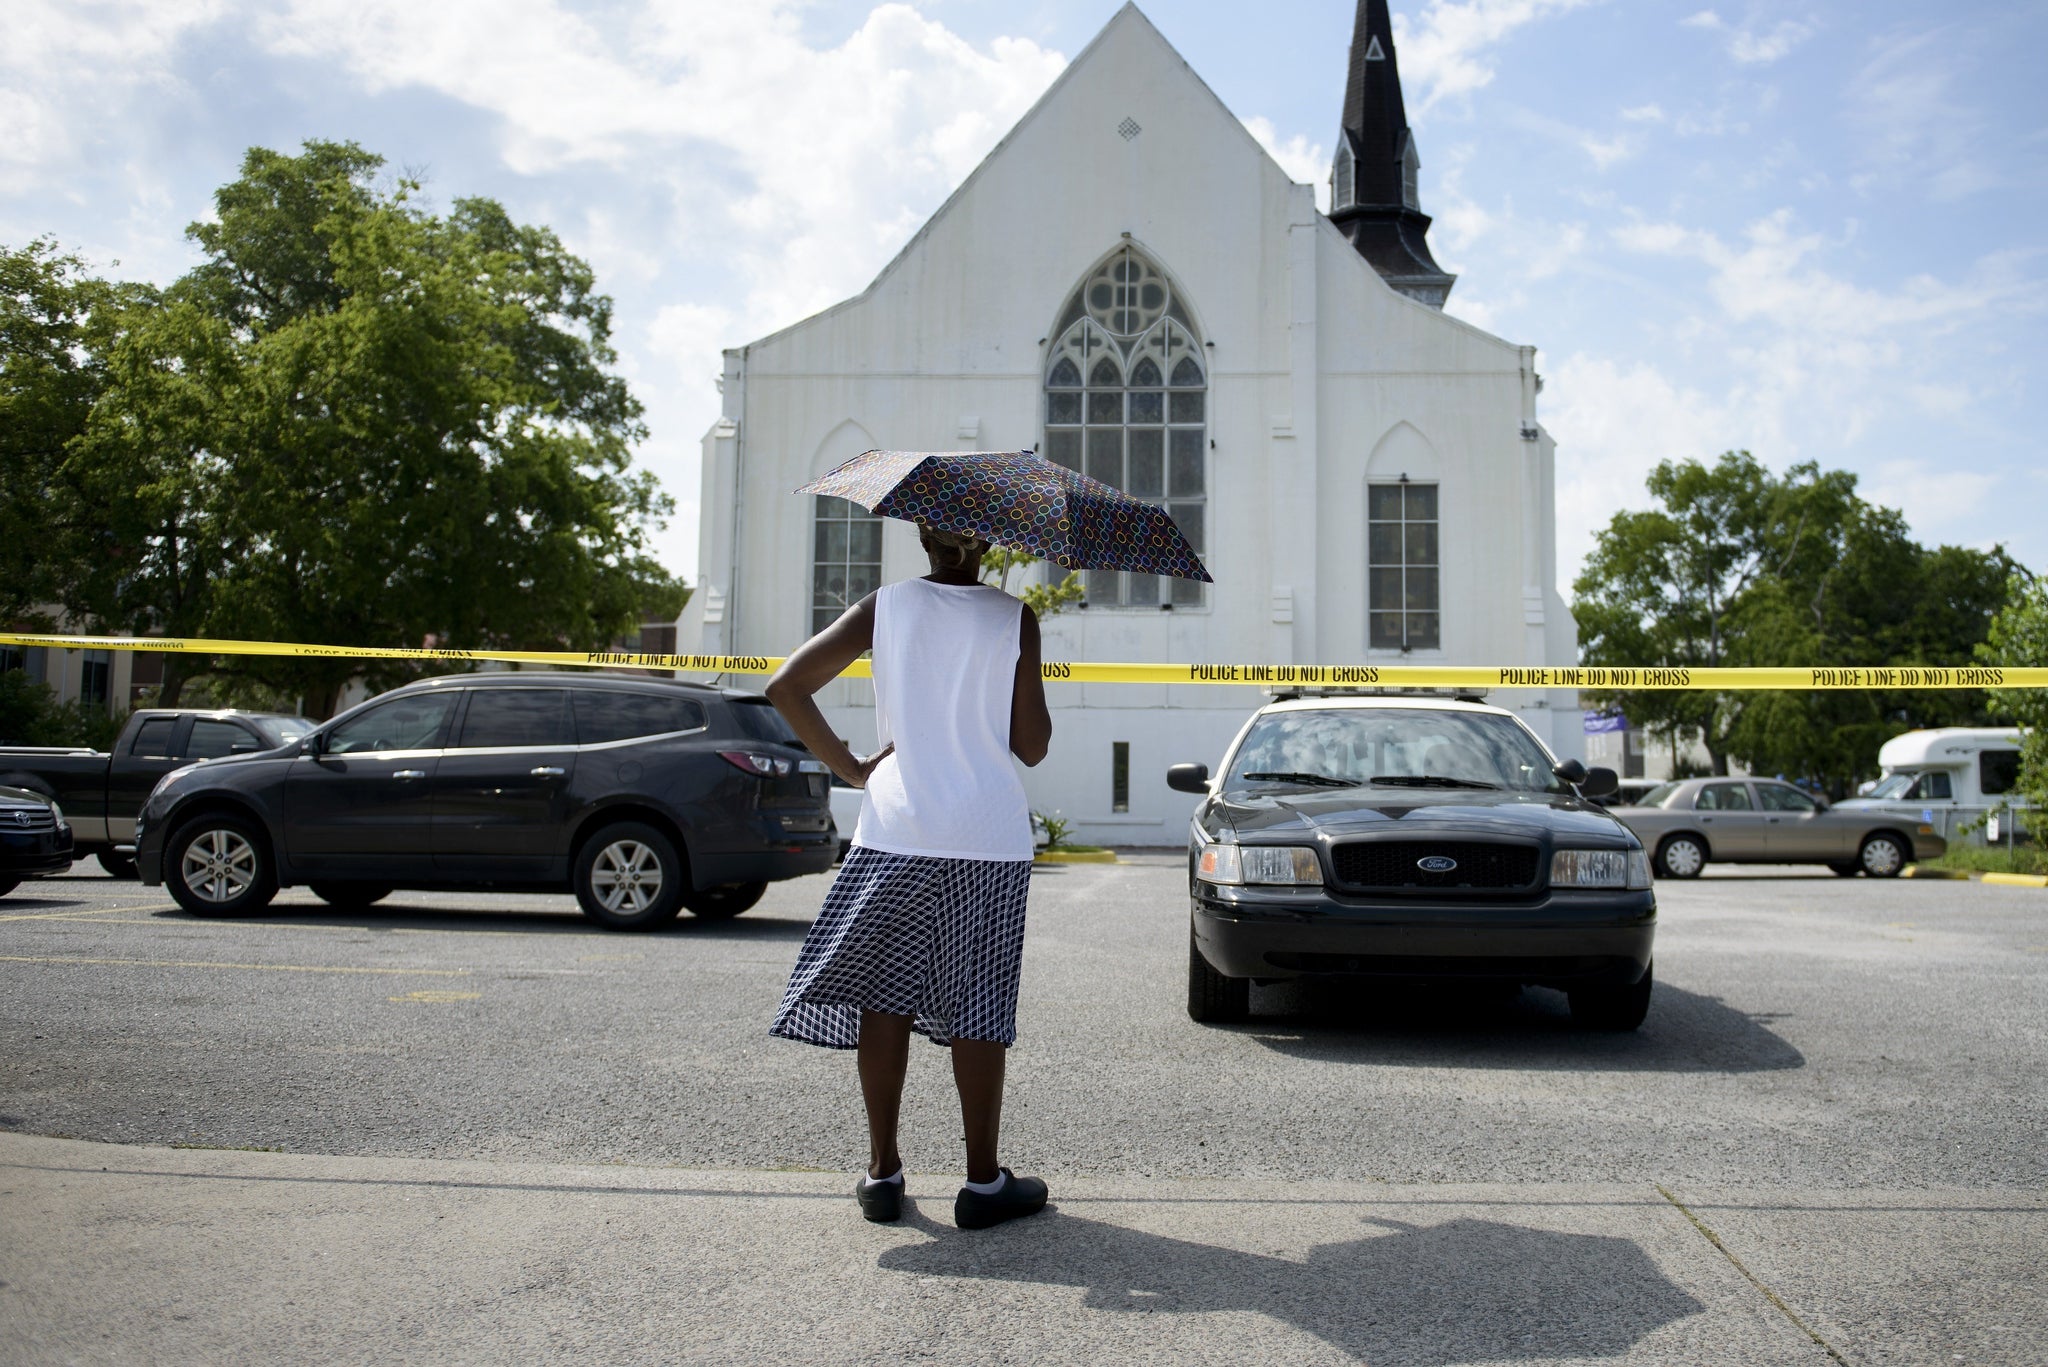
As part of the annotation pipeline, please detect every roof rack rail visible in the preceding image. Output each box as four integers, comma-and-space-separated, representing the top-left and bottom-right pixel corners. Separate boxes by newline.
1266, 685, 1491, 704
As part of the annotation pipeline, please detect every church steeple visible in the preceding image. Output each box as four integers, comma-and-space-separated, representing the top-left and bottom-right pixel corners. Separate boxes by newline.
1329, 0, 1456, 308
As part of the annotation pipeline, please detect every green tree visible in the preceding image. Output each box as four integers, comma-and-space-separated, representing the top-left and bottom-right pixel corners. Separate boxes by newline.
1574, 451, 2012, 791
980, 546, 1085, 619
58, 141, 681, 714
0, 241, 152, 623
1573, 452, 1857, 773
1979, 570, 2048, 814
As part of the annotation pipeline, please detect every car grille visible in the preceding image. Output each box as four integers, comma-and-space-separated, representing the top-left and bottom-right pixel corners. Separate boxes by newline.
1329, 840, 1541, 892
0, 807, 57, 835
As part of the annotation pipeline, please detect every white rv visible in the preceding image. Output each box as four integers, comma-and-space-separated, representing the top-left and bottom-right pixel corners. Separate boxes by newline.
1836, 727, 2029, 843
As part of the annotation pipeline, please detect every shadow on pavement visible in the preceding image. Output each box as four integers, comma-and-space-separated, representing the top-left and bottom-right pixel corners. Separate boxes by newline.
136, 904, 813, 941
1240, 981, 1804, 1074
880, 1207, 1705, 1365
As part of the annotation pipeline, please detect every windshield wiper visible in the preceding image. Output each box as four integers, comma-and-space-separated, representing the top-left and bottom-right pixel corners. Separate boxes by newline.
1239, 771, 1360, 788
1369, 775, 1501, 790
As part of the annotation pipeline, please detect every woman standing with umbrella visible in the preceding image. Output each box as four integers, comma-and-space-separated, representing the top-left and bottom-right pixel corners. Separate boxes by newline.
767, 448, 1208, 1228
766, 521, 1055, 1230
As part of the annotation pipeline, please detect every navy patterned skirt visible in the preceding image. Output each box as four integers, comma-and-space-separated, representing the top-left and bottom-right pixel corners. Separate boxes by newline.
771, 847, 1034, 1049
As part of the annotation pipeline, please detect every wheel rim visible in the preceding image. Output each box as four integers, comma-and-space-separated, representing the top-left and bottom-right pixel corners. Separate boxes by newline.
1663, 839, 1704, 877
591, 840, 664, 913
181, 828, 258, 903
1863, 838, 1903, 876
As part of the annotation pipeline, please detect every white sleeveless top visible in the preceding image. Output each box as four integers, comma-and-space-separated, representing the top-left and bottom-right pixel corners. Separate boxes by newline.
853, 578, 1033, 861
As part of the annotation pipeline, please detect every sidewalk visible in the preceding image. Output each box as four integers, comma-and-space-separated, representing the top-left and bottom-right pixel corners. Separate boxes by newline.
3, 1132, 2040, 1364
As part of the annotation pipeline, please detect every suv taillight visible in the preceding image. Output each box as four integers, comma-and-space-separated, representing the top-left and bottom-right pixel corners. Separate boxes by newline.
720, 750, 793, 778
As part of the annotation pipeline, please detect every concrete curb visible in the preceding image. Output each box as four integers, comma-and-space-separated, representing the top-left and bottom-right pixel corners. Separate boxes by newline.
1035, 848, 1119, 864
1981, 871, 2048, 888
1901, 865, 1972, 880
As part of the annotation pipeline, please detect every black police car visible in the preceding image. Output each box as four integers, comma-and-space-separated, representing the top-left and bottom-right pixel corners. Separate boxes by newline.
136, 674, 835, 930
1168, 694, 1656, 1029
0, 784, 74, 896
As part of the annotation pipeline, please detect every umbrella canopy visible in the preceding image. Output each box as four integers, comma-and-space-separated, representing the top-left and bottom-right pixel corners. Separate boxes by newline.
796, 449, 1212, 583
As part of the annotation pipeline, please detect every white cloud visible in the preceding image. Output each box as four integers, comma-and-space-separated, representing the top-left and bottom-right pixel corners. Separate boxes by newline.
1392, 0, 1603, 117
1861, 459, 1999, 538
1844, 29, 1999, 201
1243, 116, 1328, 209
0, 0, 229, 192
1681, 10, 1817, 65
1619, 104, 1665, 124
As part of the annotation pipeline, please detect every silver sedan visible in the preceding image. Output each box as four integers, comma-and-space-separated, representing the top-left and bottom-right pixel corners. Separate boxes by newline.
1610, 777, 1946, 879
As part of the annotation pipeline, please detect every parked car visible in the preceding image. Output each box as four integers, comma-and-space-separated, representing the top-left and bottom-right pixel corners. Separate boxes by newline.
0, 784, 74, 896
1609, 777, 1944, 879
135, 674, 837, 930
0, 709, 314, 877
1168, 693, 1656, 1030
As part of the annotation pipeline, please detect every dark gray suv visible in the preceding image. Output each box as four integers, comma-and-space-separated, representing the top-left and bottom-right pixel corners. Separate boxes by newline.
136, 674, 836, 930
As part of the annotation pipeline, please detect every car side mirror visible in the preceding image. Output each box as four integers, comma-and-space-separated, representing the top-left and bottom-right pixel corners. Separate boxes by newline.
298, 735, 324, 756
1166, 762, 1210, 794
1552, 758, 1588, 784
1579, 766, 1620, 798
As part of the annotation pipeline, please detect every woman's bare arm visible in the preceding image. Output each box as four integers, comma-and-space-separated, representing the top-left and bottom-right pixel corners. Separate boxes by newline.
1010, 605, 1051, 766
763, 594, 892, 787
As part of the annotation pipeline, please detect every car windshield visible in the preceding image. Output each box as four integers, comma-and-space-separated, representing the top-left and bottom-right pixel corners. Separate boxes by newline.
1864, 771, 1917, 799
1636, 782, 1682, 808
1224, 708, 1565, 794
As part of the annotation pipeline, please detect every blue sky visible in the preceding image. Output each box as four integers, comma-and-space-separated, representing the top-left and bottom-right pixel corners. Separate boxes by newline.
7, 0, 2044, 601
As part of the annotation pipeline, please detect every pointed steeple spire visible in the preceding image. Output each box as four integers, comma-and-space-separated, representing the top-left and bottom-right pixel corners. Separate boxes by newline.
1330, 0, 1455, 307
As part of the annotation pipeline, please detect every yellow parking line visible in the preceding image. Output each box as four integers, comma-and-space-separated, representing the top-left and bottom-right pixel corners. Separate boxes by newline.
0, 954, 471, 977
0, 905, 164, 923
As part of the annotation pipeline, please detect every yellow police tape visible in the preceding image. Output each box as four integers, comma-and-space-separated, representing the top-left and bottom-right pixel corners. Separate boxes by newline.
3, 632, 2040, 691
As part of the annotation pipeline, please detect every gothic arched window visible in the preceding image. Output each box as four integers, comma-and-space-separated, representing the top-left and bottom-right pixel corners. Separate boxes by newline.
1042, 248, 1206, 607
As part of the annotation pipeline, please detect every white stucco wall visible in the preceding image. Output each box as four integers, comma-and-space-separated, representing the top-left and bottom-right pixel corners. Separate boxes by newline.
678, 6, 1580, 845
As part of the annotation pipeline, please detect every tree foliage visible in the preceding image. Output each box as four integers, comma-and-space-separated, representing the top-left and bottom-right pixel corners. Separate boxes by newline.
979, 546, 1086, 620
1575, 451, 2015, 794
18, 141, 682, 715
1979, 571, 2048, 814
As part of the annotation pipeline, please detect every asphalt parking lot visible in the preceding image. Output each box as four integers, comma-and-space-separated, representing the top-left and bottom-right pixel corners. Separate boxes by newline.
3, 859, 2044, 1364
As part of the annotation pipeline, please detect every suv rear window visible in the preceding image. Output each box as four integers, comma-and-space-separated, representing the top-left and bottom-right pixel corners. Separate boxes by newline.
572, 691, 706, 745
728, 698, 799, 745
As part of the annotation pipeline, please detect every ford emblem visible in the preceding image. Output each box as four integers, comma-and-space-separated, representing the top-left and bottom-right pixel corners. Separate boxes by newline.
1416, 855, 1458, 873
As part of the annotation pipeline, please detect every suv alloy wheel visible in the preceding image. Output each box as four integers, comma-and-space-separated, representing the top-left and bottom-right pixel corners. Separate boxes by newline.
166, 813, 279, 916
573, 821, 686, 930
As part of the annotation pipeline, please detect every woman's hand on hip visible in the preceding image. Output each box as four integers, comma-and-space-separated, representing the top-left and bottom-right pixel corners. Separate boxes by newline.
844, 744, 895, 789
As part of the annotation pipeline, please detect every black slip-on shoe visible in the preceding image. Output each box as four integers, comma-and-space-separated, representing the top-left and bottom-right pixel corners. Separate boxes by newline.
855, 1176, 904, 1223
953, 1168, 1048, 1230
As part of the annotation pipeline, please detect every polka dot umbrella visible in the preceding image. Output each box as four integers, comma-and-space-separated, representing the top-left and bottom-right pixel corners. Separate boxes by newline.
795, 449, 1213, 583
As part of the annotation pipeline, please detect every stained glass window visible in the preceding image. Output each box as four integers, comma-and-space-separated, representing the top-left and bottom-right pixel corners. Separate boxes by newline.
1043, 247, 1205, 608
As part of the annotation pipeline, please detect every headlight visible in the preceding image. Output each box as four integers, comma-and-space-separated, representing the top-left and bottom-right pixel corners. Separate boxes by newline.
1196, 843, 1322, 886
1551, 848, 1652, 890
50, 802, 65, 827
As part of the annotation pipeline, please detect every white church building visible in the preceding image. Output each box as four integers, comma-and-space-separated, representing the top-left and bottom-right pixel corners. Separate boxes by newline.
679, 2, 1580, 845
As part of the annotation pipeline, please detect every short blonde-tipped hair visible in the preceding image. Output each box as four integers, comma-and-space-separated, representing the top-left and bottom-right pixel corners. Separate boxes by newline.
918, 524, 988, 572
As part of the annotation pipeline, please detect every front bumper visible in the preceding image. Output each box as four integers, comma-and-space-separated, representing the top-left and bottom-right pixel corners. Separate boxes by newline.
1192, 883, 1656, 987
1, 827, 76, 879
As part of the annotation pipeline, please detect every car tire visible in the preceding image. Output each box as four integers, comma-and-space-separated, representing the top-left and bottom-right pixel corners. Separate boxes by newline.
1569, 963, 1653, 1031
1827, 861, 1861, 877
573, 822, 686, 931
0, 879, 18, 898
96, 850, 139, 880
1655, 835, 1707, 880
309, 882, 393, 909
165, 813, 278, 917
682, 880, 767, 920
1859, 833, 1908, 879
1187, 926, 1250, 1024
